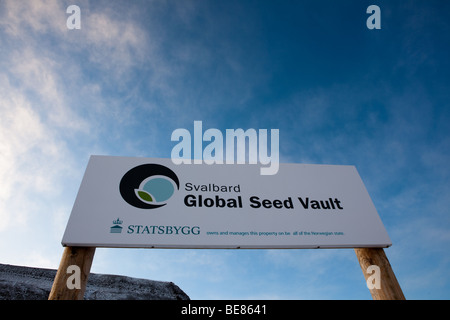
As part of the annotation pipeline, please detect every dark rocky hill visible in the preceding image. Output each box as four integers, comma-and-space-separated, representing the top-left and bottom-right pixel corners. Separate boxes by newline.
0, 263, 189, 300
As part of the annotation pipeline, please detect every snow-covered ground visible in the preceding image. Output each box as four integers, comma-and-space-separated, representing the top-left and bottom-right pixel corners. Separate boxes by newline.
0, 263, 189, 300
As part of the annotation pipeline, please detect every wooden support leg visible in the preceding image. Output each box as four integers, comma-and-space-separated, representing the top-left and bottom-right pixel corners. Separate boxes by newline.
48, 246, 96, 300
355, 248, 405, 300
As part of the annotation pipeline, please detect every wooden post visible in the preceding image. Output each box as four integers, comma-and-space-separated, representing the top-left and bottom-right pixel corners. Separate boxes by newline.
355, 248, 405, 300
48, 246, 96, 300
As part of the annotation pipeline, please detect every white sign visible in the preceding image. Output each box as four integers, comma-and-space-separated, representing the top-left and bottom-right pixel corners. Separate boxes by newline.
62, 156, 391, 249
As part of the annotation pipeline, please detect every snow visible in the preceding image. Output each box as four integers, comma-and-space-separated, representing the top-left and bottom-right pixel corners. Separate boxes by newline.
0, 263, 189, 300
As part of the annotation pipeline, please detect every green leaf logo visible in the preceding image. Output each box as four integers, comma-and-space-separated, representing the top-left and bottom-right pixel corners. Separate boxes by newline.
135, 189, 153, 203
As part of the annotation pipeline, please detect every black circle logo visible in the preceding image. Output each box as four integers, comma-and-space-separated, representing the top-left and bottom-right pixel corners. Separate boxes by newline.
119, 164, 180, 209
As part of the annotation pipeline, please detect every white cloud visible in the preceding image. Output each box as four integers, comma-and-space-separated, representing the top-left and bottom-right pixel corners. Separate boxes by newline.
0, 73, 70, 230
83, 11, 149, 73
9, 48, 89, 132
0, 2, 87, 233
1, 0, 153, 80
1, 0, 66, 37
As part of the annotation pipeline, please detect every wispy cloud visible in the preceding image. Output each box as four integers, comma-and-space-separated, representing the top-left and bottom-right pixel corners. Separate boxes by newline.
0, 72, 69, 230
0, 0, 151, 231
1, 0, 66, 37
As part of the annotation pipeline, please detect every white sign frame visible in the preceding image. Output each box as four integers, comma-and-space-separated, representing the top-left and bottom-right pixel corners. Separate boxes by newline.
62, 156, 391, 249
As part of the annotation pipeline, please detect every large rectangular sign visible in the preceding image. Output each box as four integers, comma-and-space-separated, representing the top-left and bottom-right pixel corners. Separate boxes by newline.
62, 156, 391, 248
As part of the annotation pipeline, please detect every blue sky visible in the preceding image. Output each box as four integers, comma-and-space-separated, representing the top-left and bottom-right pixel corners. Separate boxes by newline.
1, 0, 449, 299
